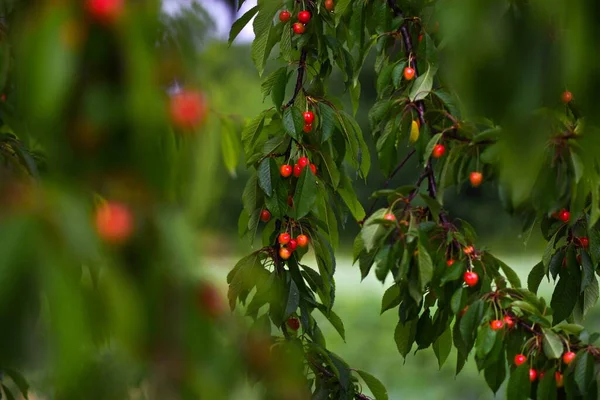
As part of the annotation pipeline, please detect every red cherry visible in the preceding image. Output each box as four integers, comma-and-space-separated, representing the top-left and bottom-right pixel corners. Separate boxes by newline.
490, 320, 504, 331
86, 0, 123, 24
279, 10, 291, 23
418, 34, 423, 42
287, 317, 300, 331
296, 234, 309, 248
95, 201, 133, 244
309, 164, 317, 175
293, 22, 305, 34
298, 10, 311, 24
279, 247, 291, 260
383, 213, 396, 221
463, 271, 479, 287
562, 91, 573, 104
303, 111, 315, 124
1, 94, 6, 102
529, 369, 538, 382
446, 259, 455, 267
403, 67, 415, 80
578, 237, 589, 248
260, 209, 271, 222
288, 239, 298, 252
539, 371, 545, 380
196, 281, 226, 318
503, 315, 515, 328
555, 372, 564, 388
278, 233, 291, 245
169, 90, 208, 129
558, 209, 570, 223
432, 144, 446, 158
280, 164, 293, 178
293, 164, 302, 177
298, 157, 310, 168
324, 0, 334, 11
562, 351, 576, 365
287, 195, 294, 207
469, 172, 483, 187
514, 354, 527, 366
303, 124, 312, 133
463, 246, 474, 255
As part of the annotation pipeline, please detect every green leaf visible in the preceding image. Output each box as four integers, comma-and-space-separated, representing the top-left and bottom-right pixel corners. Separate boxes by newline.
319, 103, 336, 142
409, 64, 436, 102
394, 320, 416, 358
228, 5, 259, 45
433, 326, 452, 369
318, 307, 346, 341
280, 22, 292, 62
528, 262, 545, 294
582, 275, 599, 317
551, 273, 579, 325
2, 385, 15, 400
283, 107, 304, 140
542, 231, 558, 269
5, 368, 28, 399
356, 370, 389, 400
392, 60, 407, 88
251, 3, 280, 76
294, 167, 318, 220
220, 118, 241, 176
441, 259, 465, 285
537, 367, 557, 400
459, 299, 484, 351
574, 350, 594, 394
334, 0, 352, 25
484, 352, 507, 394
417, 238, 434, 292
257, 158, 273, 196
542, 328, 563, 359
475, 325, 497, 359
339, 174, 366, 222
285, 279, 300, 318
381, 284, 401, 314
496, 257, 522, 288
242, 173, 259, 215
581, 251, 594, 292
506, 364, 531, 400
451, 287, 467, 314
241, 112, 267, 157
361, 209, 387, 253
423, 133, 443, 166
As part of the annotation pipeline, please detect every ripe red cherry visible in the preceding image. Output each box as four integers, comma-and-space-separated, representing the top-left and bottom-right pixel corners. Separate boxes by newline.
293, 22, 305, 34
562, 351, 576, 365
578, 237, 589, 248
279, 10, 291, 22
293, 164, 302, 177
383, 213, 396, 222
490, 320, 504, 331
404, 67, 415, 80
296, 234, 309, 247
463, 246, 474, 255
463, 271, 479, 287
446, 259, 455, 267
303, 124, 312, 133
432, 144, 446, 158
279, 247, 291, 260
555, 372, 564, 388
288, 239, 298, 252
503, 315, 515, 328
469, 172, 483, 187
562, 91, 573, 104
280, 164, 293, 178
324, 0, 334, 11
260, 209, 271, 222
298, 157, 310, 168
86, 0, 123, 24
278, 233, 291, 245
298, 10, 311, 24
529, 369, 538, 382
303, 111, 315, 124
169, 90, 207, 129
310, 164, 317, 175
514, 354, 527, 366
196, 281, 226, 318
95, 201, 133, 244
558, 209, 570, 223
287, 317, 300, 331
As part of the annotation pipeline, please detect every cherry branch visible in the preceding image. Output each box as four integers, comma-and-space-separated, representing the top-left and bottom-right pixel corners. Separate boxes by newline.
283, 48, 308, 110
307, 357, 373, 400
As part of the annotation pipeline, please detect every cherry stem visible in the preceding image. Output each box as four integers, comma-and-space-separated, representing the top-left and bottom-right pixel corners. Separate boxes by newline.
283, 48, 308, 110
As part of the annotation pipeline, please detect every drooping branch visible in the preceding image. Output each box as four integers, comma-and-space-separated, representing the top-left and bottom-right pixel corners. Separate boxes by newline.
283, 48, 308, 109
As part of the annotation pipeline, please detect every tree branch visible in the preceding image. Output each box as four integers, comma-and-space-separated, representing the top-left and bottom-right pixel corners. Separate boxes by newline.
283, 48, 308, 109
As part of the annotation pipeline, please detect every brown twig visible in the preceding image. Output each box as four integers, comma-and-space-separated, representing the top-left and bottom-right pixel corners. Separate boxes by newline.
283, 48, 308, 109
